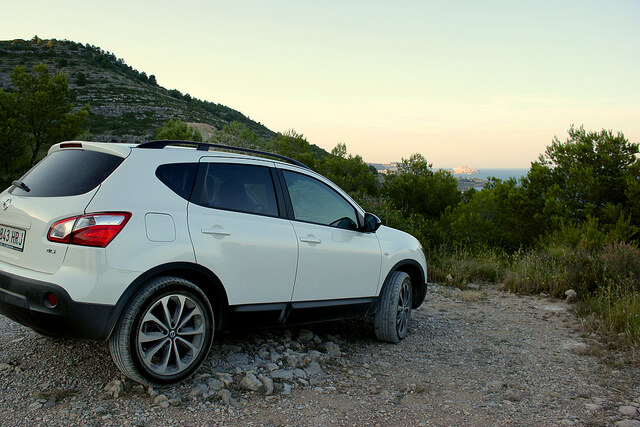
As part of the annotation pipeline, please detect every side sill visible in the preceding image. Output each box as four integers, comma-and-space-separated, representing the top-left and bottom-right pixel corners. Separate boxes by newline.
225, 297, 376, 331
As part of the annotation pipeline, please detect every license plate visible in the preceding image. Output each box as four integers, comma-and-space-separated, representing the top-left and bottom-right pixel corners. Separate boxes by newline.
0, 224, 26, 252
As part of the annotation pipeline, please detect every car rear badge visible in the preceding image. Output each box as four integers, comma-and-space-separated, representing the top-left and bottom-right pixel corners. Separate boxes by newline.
2, 198, 11, 210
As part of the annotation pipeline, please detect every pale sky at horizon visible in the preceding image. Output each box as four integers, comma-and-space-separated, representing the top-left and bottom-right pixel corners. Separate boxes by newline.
2, 1, 639, 167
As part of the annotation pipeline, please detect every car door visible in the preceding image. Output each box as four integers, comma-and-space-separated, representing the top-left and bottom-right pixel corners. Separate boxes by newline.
187, 158, 298, 305
279, 168, 382, 302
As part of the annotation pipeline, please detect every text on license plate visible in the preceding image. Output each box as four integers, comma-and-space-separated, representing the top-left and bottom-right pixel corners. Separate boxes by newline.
0, 224, 26, 252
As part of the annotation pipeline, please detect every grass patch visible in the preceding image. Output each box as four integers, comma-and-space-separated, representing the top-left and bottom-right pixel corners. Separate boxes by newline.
505, 242, 640, 346
431, 247, 507, 288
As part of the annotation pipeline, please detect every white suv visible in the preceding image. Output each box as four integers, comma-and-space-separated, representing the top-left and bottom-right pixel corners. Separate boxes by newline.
0, 141, 427, 385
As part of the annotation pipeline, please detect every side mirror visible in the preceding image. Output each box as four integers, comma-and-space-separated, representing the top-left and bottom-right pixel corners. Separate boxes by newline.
363, 213, 382, 233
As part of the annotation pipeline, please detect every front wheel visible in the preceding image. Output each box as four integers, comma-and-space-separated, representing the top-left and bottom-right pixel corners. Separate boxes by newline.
374, 271, 412, 343
109, 276, 214, 386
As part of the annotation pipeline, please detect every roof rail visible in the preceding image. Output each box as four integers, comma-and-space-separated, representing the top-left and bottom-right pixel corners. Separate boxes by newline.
137, 140, 310, 169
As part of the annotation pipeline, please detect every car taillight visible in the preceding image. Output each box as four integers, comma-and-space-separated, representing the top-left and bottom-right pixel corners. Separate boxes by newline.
48, 213, 131, 247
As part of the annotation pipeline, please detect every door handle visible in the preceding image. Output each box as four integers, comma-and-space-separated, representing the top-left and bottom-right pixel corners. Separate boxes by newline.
201, 226, 231, 236
300, 235, 321, 244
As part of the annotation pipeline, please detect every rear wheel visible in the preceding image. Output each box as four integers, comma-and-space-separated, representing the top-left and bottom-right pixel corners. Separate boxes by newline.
109, 276, 214, 386
374, 271, 412, 343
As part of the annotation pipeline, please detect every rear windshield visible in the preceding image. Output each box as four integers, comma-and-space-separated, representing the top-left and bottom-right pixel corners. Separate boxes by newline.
10, 150, 124, 197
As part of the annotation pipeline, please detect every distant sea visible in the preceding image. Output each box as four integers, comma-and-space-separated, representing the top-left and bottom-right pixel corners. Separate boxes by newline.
447, 168, 529, 182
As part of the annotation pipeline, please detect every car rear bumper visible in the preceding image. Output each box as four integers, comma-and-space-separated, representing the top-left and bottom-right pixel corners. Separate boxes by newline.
0, 270, 115, 340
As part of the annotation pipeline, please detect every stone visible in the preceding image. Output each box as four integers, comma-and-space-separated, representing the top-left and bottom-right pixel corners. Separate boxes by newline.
467, 283, 480, 290
270, 352, 282, 363
147, 386, 159, 398
560, 340, 587, 352
286, 354, 300, 368
154, 394, 169, 408
271, 370, 295, 381
298, 329, 314, 341
221, 344, 242, 353
207, 378, 224, 392
104, 380, 123, 398
304, 361, 324, 377
217, 389, 232, 406
584, 403, 602, 411
309, 350, 324, 362
486, 381, 505, 391
169, 397, 182, 406
258, 374, 274, 395
282, 383, 292, 395
320, 342, 341, 357
226, 353, 249, 366
313, 335, 322, 345
619, 406, 638, 417
190, 384, 207, 397
215, 373, 234, 387
28, 401, 43, 411
265, 363, 279, 372
239, 372, 264, 392
565, 289, 577, 303
0, 363, 12, 373
293, 368, 307, 378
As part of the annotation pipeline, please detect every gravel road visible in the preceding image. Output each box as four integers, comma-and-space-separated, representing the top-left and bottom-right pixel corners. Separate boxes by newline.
1, 284, 639, 426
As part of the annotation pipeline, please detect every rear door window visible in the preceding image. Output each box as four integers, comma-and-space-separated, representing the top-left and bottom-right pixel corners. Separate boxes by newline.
191, 163, 279, 217
10, 150, 124, 197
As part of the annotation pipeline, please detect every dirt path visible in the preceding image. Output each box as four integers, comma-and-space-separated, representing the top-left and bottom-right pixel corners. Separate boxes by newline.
1, 284, 639, 426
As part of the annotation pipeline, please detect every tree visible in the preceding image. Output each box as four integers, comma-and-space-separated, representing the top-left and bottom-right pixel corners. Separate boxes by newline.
271, 130, 323, 169
318, 143, 378, 196
9, 64, 88, 167
209, 121, 259, 148
155, 119, 203, 142
528, 125, 640, 230
382, 154, 460, 219
0, 89, 28, 188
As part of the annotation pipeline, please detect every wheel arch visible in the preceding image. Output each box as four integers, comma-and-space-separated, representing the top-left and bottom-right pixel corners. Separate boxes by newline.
378, 260, 427, 310
104, 262, 230, 340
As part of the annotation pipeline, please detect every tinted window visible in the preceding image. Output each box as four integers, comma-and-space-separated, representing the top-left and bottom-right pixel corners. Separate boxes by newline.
192, 163, 279, 216
10, 150, 124, 197
156, 163, 198, 200
282, 170, 358, 230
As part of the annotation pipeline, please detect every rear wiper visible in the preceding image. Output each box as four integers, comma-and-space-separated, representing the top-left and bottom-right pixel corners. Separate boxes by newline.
11, 180, 30, 192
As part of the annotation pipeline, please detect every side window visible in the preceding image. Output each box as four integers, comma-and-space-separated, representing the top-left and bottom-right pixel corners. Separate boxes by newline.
156, 163, 198, 200
192, 163, 279, 217
282, 170, 359, 230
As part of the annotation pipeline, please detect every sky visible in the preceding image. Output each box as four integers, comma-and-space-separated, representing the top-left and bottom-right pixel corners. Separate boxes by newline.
2, 1, 639, 167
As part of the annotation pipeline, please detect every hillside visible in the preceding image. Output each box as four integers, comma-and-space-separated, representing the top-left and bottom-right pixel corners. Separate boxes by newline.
0, 37, 276, 143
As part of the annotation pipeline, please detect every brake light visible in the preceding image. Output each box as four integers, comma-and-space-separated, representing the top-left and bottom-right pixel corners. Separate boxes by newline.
48, 213, 131, 247
59, 142, 82, 149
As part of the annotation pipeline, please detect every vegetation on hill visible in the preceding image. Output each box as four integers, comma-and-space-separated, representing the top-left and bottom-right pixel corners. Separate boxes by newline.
0, 37, 275, 143
1, 36, 639, 348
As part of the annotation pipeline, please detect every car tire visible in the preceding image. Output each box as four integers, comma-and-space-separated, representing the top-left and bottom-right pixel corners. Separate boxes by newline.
109, 276, 214, 386
374, 271, 412, 343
